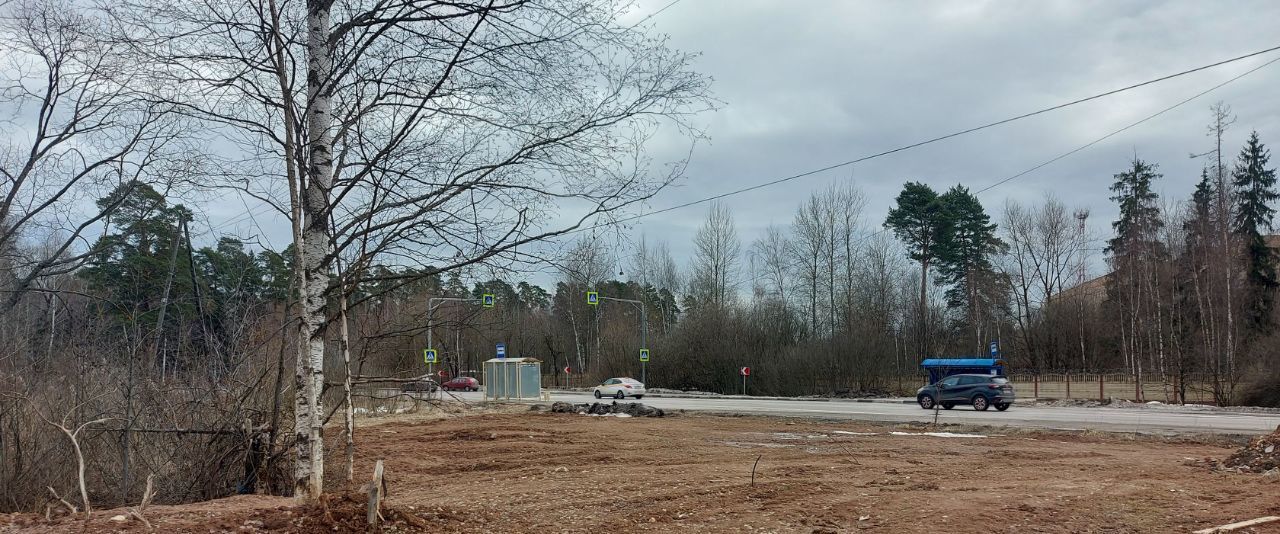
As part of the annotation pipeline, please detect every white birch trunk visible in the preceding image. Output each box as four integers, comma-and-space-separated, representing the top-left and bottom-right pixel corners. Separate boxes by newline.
339, 284, 354, 484
295, 0, 334, 500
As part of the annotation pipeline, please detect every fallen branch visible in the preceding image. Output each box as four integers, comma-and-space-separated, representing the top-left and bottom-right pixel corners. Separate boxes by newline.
23, 394, 115, 516
40, 416, 113, 515
438, 387, 473, 408
101, 427, 245, 435
1193, 516, 1280, 533
128, 474, 156, 529
46, 486, 77, 515
825, 436, 857, 458
327, 375, 436, 386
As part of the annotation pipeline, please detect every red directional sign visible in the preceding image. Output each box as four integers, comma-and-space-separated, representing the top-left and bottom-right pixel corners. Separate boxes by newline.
740, 366, 750, 377
438, 370, 447, 377
564, 366, 571, 374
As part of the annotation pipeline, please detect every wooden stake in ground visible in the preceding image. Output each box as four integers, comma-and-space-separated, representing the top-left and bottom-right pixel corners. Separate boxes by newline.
367, 459, 385, 531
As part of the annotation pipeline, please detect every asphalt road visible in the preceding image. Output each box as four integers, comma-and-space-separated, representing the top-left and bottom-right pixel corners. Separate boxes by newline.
445, 390, 1280, 435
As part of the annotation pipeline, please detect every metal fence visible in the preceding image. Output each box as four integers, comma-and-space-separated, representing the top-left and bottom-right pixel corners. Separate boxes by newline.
1005, 372, 1234, 404
895, 371, 1238, 404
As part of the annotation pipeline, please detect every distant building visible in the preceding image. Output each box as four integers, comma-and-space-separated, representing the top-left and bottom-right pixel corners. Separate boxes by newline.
1052, 234, 1280, 307
1052, 272, 1110, 308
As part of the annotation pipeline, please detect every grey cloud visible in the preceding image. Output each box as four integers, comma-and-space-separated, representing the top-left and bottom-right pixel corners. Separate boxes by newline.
617, 0, 1280, 274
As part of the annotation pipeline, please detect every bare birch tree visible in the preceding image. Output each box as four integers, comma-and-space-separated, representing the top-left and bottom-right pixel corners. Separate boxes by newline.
112, 0, 711, 498
751, 225, 791, 306
0, 0, 184, 308
689, 202, 739, 309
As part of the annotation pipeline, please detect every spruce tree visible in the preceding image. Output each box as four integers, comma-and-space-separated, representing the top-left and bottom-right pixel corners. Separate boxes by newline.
1231, 131, 1279, 331
1185, 168, 1215, 248
1105, 157, 1165, 392
1107, 158, 1164, 255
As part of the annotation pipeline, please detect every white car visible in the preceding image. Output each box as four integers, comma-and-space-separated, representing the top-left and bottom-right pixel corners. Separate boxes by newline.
593, 377, 646, 399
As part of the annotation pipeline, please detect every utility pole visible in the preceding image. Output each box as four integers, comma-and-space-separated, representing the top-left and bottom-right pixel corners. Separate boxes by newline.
1074, 209, 1089, 370
182, 218, 215, 370
125, 214, 183, 501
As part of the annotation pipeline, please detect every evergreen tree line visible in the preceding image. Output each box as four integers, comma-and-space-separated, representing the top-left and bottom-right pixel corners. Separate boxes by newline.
10, 105, 1278, 410
56, 112, 1279, 406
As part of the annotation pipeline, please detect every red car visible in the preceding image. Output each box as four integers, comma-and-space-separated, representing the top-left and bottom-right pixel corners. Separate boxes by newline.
440, 376, 479, 391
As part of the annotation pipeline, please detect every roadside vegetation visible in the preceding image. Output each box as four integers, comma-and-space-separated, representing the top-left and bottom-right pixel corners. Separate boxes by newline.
1, 0, 1278, 519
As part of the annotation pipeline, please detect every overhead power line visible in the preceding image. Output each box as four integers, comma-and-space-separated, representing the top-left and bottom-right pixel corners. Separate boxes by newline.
211, 43, 1280, 248
584, 43, 1280, 232
629, 0, 682, 28
738, 49, 1280, 256
974, 54, 1280, 195
725, 52, 1280, 261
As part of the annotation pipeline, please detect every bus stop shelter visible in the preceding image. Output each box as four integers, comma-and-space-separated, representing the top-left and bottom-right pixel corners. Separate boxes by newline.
920, 358, 1007, 384
483, 357, 542, 400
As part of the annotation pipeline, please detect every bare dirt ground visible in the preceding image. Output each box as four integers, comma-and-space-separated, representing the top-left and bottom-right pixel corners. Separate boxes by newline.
4, 406, 1280, 533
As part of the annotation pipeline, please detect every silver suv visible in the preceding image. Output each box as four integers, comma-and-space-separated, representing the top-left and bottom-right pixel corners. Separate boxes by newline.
917, 374, 1014, 411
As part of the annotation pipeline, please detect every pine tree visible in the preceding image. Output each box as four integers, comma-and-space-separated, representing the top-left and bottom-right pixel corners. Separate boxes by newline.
1231, 131, 1279, 332
80, 181, 194, 322
884, 182, 949, 358
934, 185, 1006, 353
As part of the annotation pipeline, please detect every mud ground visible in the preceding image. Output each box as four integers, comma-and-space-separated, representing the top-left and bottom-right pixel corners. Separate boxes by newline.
4, 408, 1279, 533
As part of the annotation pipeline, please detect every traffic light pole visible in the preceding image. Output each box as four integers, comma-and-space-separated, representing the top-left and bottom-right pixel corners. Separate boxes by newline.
426, 296, 484, 377
599, 296, 648, 385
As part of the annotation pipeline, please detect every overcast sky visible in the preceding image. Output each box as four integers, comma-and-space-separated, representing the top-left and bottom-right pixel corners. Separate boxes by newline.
209, 0, 1280, 287
598, 1, 1280, 275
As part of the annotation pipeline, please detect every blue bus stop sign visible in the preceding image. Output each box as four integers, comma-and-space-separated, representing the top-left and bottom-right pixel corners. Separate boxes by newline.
989, 341, 998, 357
496, 342, 506, 358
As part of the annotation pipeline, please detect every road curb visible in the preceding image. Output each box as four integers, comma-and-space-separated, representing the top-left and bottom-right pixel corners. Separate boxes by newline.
544, 390, 920, 404
543, 390, 1050, 406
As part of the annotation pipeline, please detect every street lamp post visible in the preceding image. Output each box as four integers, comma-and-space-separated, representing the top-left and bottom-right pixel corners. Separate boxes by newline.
598, 295, 649, 385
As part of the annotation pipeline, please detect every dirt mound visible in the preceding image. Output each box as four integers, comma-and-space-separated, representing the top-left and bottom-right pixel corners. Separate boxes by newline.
549, 401, 665, 417
249, 492, 433, 533
1222, 425, 1280, 474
